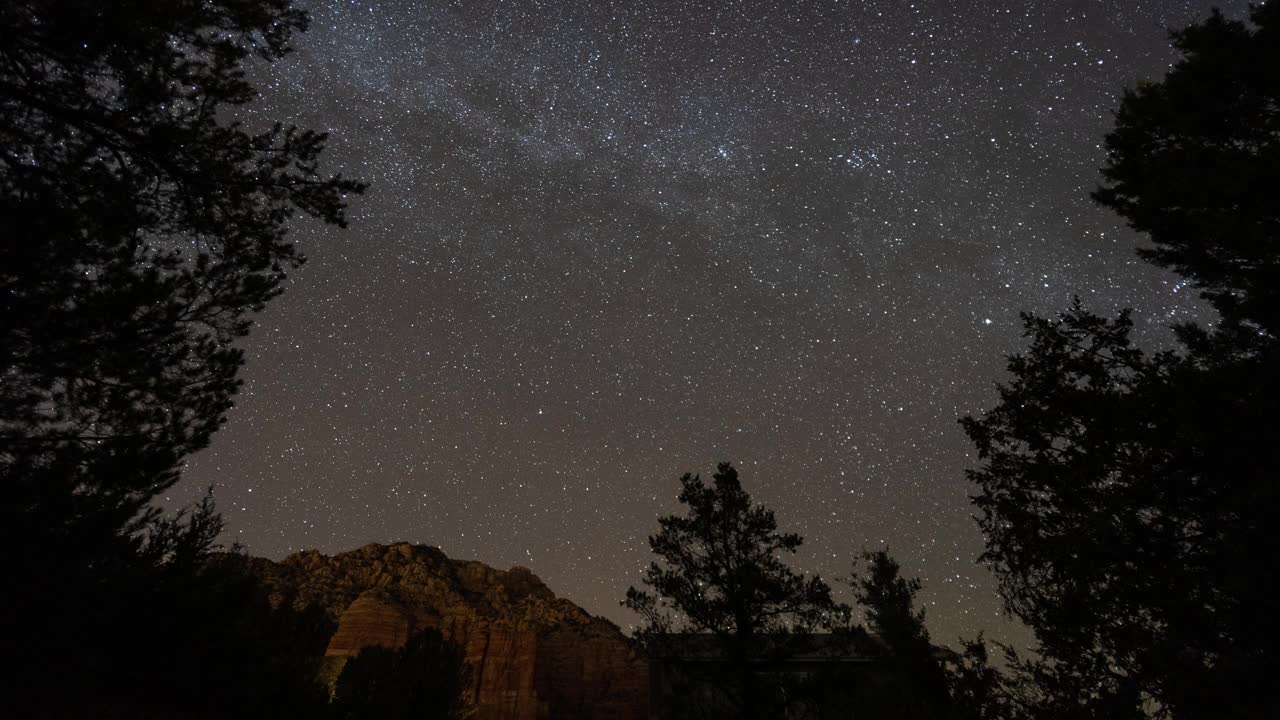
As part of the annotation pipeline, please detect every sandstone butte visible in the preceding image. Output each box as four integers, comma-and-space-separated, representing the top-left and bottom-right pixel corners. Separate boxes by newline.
246, 542, 648, 720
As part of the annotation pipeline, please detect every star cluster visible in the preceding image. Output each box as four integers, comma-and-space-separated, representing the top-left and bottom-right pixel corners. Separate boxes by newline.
177, 0, 1246, 645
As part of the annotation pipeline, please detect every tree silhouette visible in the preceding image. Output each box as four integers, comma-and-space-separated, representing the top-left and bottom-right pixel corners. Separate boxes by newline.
1094, 4, 1280, 336
1, 0, 362, 536
963, 301, 1276, 719
0, 0, 361, 713
133, 528, 338, 719
963, 7, 1278, 719
332, 628, 473, 720
946, 636, 1017, 720
850, 549, 1013, 720
851, 549, 951, 719
11, 490, 338, 718
624, 462, 846, 720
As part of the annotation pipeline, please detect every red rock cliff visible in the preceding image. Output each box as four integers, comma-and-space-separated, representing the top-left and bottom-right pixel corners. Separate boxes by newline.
248, 542, 647, 720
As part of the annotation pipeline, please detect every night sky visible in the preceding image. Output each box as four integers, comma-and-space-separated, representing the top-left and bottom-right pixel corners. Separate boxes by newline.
175, 0, 1247, 645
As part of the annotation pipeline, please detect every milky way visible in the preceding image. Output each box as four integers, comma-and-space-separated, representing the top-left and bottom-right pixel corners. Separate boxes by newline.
175, 0, 1248, 645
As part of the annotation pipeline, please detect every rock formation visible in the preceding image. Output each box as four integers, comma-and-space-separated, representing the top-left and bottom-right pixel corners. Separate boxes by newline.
248, 542, 648, 720
324, 593, 413, 656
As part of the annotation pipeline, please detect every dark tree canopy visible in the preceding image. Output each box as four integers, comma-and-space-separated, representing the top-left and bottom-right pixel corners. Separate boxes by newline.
963, 302, 1276, 720
9, 492, 337, 719
851, 550, 1011, 720
625, 463, 843, 641
0, 1, 361, 714
624, 463, 845, 719
0, 0, 363, 530
854, 549, 932, 655
965, 7, 1279, 718
332, 628, 473, 720
851, 549, 950, 719
1094, 4, 1280, 335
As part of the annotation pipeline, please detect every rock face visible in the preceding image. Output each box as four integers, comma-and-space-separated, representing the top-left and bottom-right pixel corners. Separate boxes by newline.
248, 543, 648, 720
325, 594, 411, 656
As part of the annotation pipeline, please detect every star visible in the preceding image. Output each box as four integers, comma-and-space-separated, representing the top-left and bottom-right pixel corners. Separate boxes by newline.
178, 0, 1244, 650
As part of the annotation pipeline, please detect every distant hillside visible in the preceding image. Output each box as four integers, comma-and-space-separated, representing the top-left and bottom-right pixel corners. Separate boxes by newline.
247, 542, 647, 720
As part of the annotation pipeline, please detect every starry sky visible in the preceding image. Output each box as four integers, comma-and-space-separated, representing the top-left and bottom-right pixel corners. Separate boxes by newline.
175, 0, 1249, 646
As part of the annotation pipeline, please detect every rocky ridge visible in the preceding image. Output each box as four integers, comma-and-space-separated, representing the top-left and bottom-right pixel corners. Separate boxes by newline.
248, 542, 647, 720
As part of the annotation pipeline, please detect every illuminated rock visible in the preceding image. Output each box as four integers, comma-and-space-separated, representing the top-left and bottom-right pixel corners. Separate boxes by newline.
249, 542, 647, 720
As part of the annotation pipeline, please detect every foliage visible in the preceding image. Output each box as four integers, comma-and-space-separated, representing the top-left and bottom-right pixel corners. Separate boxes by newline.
624, 462, 846, 719
963, 302, 1277, 719
11, 491, 336, 718
946, 636, 1020, 720
332, 628, 474, 720
1094, 4, 1280, 336
850, 549, 1016, 720
625, 463, 844, 641
0, 0, 363, 532
0, 0, 361, 714
850, 549, 951, 719
964, 9, 1279, 717
854, 549, 932, 654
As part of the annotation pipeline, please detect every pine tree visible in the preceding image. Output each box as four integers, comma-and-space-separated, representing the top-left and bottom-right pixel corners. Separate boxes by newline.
851, 549, 951, 719
0, 1, 362, 713
624, 463, 846, 720
963, 7, 1278, 718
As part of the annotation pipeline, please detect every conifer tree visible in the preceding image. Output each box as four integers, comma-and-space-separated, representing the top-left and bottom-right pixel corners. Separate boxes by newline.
0, 1, 362, 713
963, 7, 1278, 718
625, 463, 845, 719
